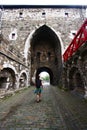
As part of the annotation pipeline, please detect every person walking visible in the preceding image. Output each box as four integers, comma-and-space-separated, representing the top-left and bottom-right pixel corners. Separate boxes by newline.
35, 75, 43, 103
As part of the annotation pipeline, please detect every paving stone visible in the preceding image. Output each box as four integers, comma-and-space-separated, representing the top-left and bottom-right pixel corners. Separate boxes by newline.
0, 128, 8, 130
9, 128, 15, 130
0, 86, 87, 129
32, 128, 40, 130
16, 128, 23, 130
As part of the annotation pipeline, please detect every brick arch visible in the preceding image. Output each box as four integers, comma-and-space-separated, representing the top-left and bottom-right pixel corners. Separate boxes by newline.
36, 67, 53, 85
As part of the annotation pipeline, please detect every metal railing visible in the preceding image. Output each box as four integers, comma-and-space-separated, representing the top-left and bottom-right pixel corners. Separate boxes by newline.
63, 19, 87, 62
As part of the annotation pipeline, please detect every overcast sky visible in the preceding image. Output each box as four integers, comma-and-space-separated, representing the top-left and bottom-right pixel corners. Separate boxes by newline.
0, 0, 87, 5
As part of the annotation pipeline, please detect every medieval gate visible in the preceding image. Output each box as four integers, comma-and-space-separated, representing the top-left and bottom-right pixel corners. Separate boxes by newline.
29, 25, 63, 85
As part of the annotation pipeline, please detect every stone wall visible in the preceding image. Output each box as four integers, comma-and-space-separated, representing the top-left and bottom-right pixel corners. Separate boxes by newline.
0, 34, 29, 90
1, 8, 86, 51
63, 42, 87, 98
0, 7, 87, 91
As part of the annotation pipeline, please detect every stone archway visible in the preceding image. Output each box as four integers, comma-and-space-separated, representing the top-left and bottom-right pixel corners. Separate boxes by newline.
69, 67, 84, 93
30, 25, 63, 86
36, 67, 53, 85
19, 72, 27, 88
0, 68, 16, 90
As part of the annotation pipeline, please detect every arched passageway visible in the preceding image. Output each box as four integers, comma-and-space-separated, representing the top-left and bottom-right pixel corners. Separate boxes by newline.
36, 67, 53, 85
30, 25, 63, 85
19, 72, 27, 88
0, 68, 16, 90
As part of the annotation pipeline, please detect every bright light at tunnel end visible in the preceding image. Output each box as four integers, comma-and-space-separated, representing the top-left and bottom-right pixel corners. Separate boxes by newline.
40, 72, 49, 78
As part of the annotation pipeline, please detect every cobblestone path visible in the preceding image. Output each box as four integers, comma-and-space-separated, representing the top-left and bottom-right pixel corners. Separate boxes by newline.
0, 85, 87, 130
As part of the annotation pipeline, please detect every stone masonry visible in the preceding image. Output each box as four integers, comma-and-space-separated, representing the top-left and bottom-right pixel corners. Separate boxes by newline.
0, 6, 87, 97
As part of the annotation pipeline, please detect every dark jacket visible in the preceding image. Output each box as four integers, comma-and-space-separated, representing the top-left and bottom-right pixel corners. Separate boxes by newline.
36, 79, 42, 88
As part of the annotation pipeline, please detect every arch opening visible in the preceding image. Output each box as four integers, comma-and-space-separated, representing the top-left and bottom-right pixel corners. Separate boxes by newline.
36, 67, 53, 85
30, 25, 63, 85
0, 68, 16, 90
40, 71, 50, 86
19, 72, 27, 88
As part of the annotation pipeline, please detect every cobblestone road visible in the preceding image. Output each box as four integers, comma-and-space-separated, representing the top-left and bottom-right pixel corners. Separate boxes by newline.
0, 85, 87, 130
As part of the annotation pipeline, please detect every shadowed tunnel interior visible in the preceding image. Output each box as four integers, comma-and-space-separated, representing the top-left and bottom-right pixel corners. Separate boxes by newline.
31, 25, 60, 47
